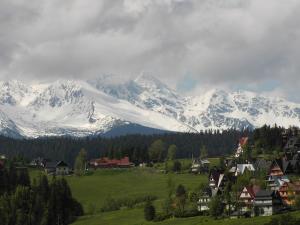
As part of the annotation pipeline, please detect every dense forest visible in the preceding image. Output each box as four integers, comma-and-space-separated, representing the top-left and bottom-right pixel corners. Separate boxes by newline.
0, 125, 291, 166
0, 164, 83, 225
0, 129, 250, 165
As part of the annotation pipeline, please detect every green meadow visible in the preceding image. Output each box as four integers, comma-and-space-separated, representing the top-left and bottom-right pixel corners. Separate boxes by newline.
29, 159, 300, 225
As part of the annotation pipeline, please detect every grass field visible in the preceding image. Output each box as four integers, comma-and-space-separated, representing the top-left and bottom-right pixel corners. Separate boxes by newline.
68, 168, 206, 212
29, 159, 300, 225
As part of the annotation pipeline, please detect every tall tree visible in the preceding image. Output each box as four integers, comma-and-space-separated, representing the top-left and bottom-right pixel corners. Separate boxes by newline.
167, 144, 177, 161
200, 145, 208, 159
175, 184, 187, 216
74, 149, 87, 176
148, 139, 165, 162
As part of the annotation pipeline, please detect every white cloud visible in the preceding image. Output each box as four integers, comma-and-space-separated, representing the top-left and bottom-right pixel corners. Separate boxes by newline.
0, 0, 300, 101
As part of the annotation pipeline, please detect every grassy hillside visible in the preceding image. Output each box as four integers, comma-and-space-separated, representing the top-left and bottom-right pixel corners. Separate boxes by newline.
67, 168, 206, 212
29, 159, 300, 225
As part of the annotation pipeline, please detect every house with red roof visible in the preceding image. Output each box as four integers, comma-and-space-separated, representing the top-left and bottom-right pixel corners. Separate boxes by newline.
239, 185, 260, 214
234, 137, 249, 158
89, 157, 133, 168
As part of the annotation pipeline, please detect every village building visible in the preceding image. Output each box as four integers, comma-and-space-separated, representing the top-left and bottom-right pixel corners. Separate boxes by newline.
267, 175, 290, 191
239, 185, 260, 214
191, 158, 210, 174
198, 187, 213, 212
278, 181, 300, 206
89, 156, 133, 168
45, 161, 70, 175
29, 157, 46, 167
209, 170, 227, 194
254, 159, 272, 173
253, 190, 282, 216
234, 137, 248, 158
230, 164, 255, 176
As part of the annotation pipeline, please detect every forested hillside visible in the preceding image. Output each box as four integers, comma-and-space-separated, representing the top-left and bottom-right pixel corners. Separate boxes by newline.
0, 129, 250, 165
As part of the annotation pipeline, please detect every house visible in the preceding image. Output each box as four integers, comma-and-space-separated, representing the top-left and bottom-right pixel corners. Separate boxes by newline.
278, 181, 300, 206
198, 187, 213, 212
29, 157, 46, 167
239, 185, 260, 214
268, 158, 297, 177
254, 159, 272, 173
230, 164, 255, 176
209, 170, 227, 193
284, 136, 300, 155
234, 137, 249, 158
89, 157, 133, 168
253, 190, 282, 216
191, 158, 210, 174
267, 175, 290, 191
45, 161, 70, 175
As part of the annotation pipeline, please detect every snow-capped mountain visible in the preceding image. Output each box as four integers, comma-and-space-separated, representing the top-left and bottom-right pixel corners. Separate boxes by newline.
0, 75, 299, 138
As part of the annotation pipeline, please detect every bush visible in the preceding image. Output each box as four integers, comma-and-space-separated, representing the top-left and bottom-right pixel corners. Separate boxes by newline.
100, 195, 157, 212
173, 161, 182, 172
144, 200, 156, 221
264, 214, 300, 225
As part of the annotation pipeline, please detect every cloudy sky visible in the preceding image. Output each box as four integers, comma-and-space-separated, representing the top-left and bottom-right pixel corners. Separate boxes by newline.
1, 0, 300, 101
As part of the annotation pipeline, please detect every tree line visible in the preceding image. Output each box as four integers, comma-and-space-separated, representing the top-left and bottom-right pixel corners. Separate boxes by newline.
0, 129, 250, 165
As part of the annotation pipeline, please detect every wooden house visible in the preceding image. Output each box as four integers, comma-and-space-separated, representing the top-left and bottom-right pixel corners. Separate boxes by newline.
239, 185, 260, 214
45, 161, 70, 175
191, 158, 210, 174
253, 190, 282, 216
198, 187, 213, 212
234, 137, 249, 158
230, 164, 255, 176
278, 181, 300, 206
209, 170, 227, 193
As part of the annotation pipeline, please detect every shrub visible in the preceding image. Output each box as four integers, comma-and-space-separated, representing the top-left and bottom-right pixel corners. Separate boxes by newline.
100, 195, 157, 212
144, 200, 156, 221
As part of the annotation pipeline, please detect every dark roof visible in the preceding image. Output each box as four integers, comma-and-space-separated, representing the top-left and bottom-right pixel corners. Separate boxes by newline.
45, 161, 58, 168
255, 159, 271, 170
56, 161, 69, 167
271, 158, 293, 174
255, 190, 274, 198
45, 161, 68, 168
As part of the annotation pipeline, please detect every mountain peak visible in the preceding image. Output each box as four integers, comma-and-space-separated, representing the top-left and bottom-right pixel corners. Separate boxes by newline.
0, 77, 299, 138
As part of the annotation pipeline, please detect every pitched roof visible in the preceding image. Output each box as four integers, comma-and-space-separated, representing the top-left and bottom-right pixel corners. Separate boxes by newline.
235, 164, 255, 175
254, 159, 272, 170
56, 161, 69, 167
239, 137, 249, 147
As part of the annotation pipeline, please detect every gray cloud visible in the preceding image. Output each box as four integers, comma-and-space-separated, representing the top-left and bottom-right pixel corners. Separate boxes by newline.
0, 0, 300, 101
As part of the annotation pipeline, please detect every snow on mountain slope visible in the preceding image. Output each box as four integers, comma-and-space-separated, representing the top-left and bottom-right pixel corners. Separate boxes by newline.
0, 75, 299, 138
